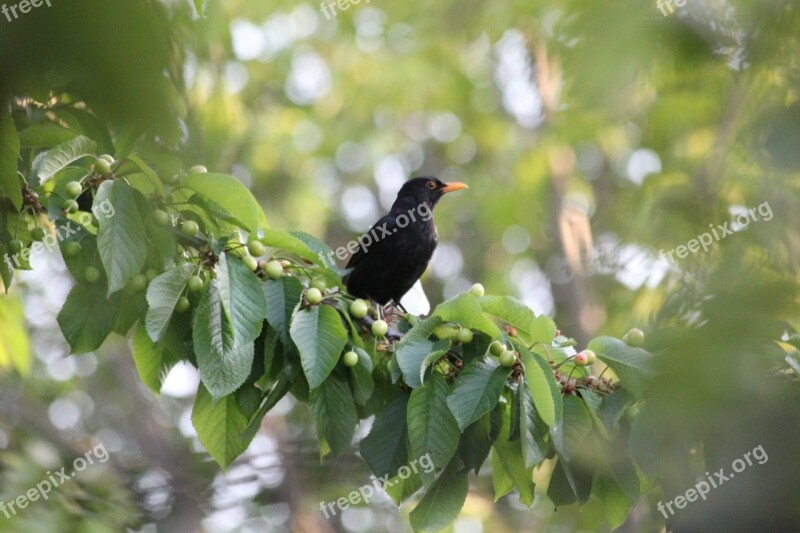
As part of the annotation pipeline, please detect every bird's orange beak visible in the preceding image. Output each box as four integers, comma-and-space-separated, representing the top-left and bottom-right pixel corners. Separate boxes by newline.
440, 182, 469, 193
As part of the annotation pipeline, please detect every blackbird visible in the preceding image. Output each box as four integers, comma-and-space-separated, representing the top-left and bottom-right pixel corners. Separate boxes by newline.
344, 177, 468, 307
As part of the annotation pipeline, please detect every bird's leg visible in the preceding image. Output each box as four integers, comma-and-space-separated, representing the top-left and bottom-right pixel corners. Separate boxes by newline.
393, 300, 409, 315
367, 299, 384, 321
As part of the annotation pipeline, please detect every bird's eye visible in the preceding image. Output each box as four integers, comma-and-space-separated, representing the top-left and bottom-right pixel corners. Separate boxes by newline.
426, 180, 437, 190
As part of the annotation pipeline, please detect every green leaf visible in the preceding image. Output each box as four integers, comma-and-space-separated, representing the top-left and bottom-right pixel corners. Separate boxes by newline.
263, 276, 304, 345
113, 289, 147, 336
447, 357, 511, 431
217, 253, 268, 345
558, 395, 593, 462
458, 411, 495, 475
519, 347, 561, 427
0, 108, 22, 210
360, 394, 409, 479
434, 293, 501, 338
350, 346, 375, 405
131, 321, 181, 394
518, 379, 549, 468
593, 469, 636, 529
261, 229, 323, 265
581, 388, 635, 440
547, 459, 577, 507
95, 181, 148, 295
0, 244, 13, 291
30, 135, 96, 185
479, 295, 536, 342
530, 315, 557, 345
587, 336, 658, 396
491, 448, 514, 501
51, 108, 112, 153
409, 460, 469, 532
407, 373, 461, 485
559, 456, 595, 505
0, 294, 31, 374
57, 283, 120, 354
290, 303, 348, 389
191, 383, 256, 470
182, 172, 268, 233
289, 231, 335, 263
241, 360, 300, 443
419, 348, 449, 384
395, 315, 443, 388
127, 154, 163, 193
309, 372, 358, 458
18, 124, 78, 148
492, 401, 535, 506
593, 454, 640, 529
385, 468, 424, 505
145, 264, 195, 342
192, 280, 253, 399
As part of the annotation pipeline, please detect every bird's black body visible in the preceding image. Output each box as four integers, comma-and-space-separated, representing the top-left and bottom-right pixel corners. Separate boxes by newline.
345, 177, 467, 306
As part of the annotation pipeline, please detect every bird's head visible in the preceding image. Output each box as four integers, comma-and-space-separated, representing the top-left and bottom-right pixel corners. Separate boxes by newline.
391, 176, 468, 212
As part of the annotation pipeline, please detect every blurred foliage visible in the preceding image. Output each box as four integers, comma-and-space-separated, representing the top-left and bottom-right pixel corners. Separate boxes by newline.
0, 0, 799, 531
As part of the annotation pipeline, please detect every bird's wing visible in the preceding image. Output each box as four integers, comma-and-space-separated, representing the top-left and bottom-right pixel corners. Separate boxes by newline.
345, 213, 400, 270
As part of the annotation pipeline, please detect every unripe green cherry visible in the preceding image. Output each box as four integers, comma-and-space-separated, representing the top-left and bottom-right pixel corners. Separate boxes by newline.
469, 283, 485, 297
187, 275, 204, 293
128, 274, 147, 292
175, 296, 191, 313
305, 287, 323, 305
432, 324, 459, 340
181, 220, 200, 237
623, 328, 644, 347
265, 260, 283, 279
349, 299, 369, 319
247, 239, 266, 257
188, 165, 208, 174
574, 352, 589, 366
94, 158, 112, 175
457, 328, 474, 344
85, 266, 101, 283
63, 199, 79, 213
243, 255, 259, 272
31, 227, 46, 241
583, 349, 597, 365
152, 209, 170, 227
99, 154, 115, 164
372, 319, 389, 337
146, 269, 160, 282
489, 340, 506, 357
343, 351, 359, 367
309, 277, 327, 291
66, 181, 83, 198
499, 350, 516, 367
624, 404, 640, 421
62, 241, 81, 257
8, 239, 24, 254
